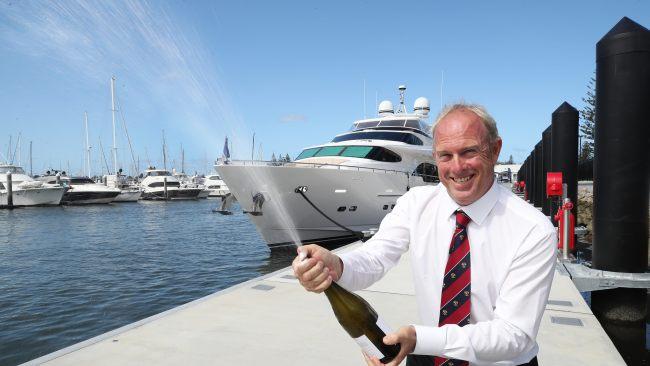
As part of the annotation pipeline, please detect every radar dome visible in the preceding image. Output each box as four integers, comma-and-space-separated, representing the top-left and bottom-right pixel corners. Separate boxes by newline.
378, 100, 394, 116
413, 97, 430, 116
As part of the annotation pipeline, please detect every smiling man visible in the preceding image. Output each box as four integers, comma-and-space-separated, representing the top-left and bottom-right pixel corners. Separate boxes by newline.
293, 103, 557, 366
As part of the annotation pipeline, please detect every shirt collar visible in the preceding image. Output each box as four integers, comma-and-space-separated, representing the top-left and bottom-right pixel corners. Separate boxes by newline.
440, 178, 499, 226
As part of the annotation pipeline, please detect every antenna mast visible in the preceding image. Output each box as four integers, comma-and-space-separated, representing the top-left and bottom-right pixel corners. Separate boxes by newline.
398, 85, 407, 113
84, 112, 92, 177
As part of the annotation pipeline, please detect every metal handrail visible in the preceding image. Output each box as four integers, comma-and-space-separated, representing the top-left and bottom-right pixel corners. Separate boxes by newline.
216, 160, 439, 184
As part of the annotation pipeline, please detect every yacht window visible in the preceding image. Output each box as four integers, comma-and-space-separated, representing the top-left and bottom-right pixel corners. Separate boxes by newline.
148, 181, 180, 187
378, 119, 406, 127
297, 145, 401, 162
366, 147, 401, 162
314, 146, 345, 157
356, 121, 379, 129
340, 146, 373, 158
146, 171, 172, 177
0, 182, 4, 189
332, 131, 422, 145
70, 178, 96, 184
295, 147, 321, 160
414, 162, 439, 183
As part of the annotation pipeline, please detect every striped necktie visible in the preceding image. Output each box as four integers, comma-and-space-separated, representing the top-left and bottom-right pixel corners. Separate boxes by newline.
434, 210, 471, 366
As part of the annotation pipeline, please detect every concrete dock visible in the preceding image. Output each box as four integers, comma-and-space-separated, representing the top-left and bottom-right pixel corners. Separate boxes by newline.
24, 243, 625, 365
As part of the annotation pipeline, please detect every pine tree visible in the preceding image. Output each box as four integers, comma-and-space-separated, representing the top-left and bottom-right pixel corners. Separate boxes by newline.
579, 74, 596, 161
506, 154, 514, 164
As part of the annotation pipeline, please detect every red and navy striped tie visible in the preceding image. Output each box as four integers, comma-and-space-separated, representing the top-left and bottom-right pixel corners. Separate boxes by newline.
434, 210, 471, 366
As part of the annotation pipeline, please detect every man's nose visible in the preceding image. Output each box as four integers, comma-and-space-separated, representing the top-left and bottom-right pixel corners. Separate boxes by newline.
450, 155, 465, 172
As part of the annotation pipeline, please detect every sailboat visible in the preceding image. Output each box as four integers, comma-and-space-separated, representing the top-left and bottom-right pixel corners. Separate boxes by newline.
103, 76, 141, 202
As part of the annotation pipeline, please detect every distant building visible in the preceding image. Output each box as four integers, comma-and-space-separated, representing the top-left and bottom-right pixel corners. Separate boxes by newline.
494, 164, 522, 183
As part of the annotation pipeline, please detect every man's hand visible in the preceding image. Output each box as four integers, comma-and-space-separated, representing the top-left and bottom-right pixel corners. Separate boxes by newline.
363, 326, 417, 366
292, 244, 343, 293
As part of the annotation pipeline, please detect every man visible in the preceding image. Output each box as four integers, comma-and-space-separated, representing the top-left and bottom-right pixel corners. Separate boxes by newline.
293, 103, 556, 366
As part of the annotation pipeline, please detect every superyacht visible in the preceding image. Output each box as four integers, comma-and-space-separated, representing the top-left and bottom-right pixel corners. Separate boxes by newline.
216, 86, 438, 249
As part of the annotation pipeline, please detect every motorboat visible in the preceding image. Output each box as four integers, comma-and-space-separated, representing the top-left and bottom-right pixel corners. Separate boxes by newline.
140, 167, 200, 200
172, 171, 206, 200
36, 173, 120, 204
204, 173, 230, 198
105, 173, 142, 202
216, 86, 438, 250
0, 164, 65, 206
139, 167, 180, 200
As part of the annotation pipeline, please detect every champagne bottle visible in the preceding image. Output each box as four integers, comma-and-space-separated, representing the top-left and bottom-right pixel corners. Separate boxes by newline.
324, 281, 401, 363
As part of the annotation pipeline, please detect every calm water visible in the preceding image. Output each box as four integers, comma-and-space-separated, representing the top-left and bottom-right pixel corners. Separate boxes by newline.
0, 200, 296, 366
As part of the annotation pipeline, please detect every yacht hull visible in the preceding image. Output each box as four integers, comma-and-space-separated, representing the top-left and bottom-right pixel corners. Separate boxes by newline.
217, 163, 432, 250
62, 191, 120, 205
113, 190, 142, 202
0, 187, 65, 207
140, 188, 179, 200
172, 188, 202, 200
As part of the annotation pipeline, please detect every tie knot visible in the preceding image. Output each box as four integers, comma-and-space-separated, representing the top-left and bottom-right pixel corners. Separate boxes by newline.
455, 210, 471, 227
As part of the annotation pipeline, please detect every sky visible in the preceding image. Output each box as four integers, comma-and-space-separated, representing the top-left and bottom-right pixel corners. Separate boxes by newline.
0, 0, 648, 176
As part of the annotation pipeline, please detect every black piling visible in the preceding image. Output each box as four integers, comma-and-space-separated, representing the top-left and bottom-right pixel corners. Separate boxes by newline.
534, 142, 543, 208
528, 153, 534, 203
6, 173, 13, 209
551, 102, 579, 219
541, 126, 553, 216
591, 16, 650, 365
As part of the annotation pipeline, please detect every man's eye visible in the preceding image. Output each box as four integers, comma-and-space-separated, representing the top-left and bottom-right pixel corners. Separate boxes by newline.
438, 154, 451, 161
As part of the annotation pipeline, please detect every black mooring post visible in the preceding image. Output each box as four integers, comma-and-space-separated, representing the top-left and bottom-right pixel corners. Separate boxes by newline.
526, 150, 535, 203
551, 102, 579, 217
6, 173, 13, 209
591, 17, 650, 365
534, 142, 543, 208
541, 126, 553, 216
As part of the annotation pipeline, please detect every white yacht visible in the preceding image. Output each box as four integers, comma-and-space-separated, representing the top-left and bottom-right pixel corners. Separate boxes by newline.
36, 174, 120, 204
0, 164, 65, 206
216, 87, 438, 249
204, 174, 230, 198
105, 173, 142, 202
173, 171, 206, 200
139, 167, 179, 200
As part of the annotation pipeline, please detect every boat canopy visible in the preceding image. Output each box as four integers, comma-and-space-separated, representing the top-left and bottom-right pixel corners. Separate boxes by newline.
69, 177, 96, 185
146, 170, 172, 177
0, 165, 26, 174
351, 117, 431, 136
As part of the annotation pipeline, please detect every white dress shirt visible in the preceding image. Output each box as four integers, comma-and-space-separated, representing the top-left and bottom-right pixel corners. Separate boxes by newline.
338, 180, 557, 365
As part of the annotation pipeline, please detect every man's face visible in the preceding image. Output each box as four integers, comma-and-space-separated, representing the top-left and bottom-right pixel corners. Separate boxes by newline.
433, 109, 502, 206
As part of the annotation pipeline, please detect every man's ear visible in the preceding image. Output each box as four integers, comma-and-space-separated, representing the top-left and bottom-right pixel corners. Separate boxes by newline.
492, 138, 503, 163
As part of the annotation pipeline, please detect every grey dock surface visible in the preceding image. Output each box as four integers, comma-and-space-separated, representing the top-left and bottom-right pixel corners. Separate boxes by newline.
25, 243, 625, 365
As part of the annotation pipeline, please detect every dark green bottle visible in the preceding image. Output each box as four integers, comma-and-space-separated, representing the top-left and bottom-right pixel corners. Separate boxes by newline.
324, 281, 401, 363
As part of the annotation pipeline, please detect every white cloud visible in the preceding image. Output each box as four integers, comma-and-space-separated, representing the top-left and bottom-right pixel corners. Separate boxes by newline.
280, 114, 308, 123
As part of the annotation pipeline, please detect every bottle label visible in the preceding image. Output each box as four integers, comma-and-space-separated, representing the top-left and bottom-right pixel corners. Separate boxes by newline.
354, 335, 385, 359
353, 316, 393, 359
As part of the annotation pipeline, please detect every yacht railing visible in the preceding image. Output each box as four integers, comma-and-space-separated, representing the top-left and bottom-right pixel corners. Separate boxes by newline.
217, 160, 439, 183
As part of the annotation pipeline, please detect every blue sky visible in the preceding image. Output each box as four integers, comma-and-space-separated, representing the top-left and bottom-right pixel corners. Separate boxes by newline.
0, 0, 648, 176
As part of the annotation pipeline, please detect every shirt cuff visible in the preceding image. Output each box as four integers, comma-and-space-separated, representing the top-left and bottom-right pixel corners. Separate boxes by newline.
336, 252, 354, 288
412, 325, 447, 356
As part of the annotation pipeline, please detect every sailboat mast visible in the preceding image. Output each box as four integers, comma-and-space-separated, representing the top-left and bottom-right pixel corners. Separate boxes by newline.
84, 111, 92, 177
181, 145, 185, 174
162, 130, 167, 171
111, 76, 118, 174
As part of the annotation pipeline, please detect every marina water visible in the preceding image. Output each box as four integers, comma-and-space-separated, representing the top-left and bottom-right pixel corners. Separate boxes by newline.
0, 200, 296, 366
